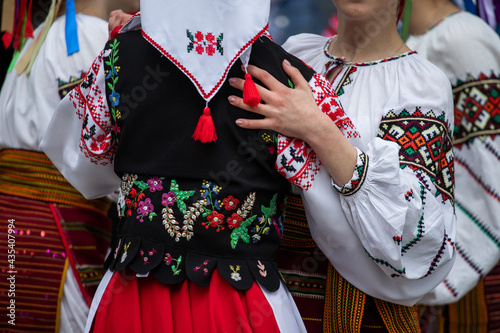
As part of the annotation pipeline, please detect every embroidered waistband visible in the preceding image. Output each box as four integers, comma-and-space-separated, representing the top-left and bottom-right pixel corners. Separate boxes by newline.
0, 149, 110, 214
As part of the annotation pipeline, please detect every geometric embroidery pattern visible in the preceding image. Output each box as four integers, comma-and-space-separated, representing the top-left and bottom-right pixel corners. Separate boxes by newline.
69, 49, 115, 165
453, 72, 500, 148
277, 73, 359, 191
378, 108, 454, 203
334, 148, 368, 196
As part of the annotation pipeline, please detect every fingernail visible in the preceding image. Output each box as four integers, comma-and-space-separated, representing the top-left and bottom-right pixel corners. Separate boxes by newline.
284, 59, 291, 66
228, 96, 236, 103
235, 119, 243, 126
229, 78, 236, 85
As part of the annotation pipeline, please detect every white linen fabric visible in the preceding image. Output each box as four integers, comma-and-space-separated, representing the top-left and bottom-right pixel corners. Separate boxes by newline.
407, 11, 500, 305
140, 0, 269, 102
0, 14, 108, 151
280, 33, 457, 306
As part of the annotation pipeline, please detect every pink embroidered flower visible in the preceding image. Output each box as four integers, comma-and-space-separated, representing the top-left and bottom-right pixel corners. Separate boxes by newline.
164, 253, 172, 265
207, 211, 224, 228
137, 198, 154, 222
162, 192, 177, 207
227, 213, 243, 229
223, 196, 239, 210
147, 177, 163, 192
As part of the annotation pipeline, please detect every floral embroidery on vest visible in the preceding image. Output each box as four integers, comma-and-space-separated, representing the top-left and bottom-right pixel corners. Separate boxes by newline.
164, 253, 182, 275
105, 39, 122, 140
230, 265, 242, 281
117, 174, 284, 249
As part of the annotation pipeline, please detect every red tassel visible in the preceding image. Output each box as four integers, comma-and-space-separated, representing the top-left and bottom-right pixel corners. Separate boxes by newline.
243, 73, 261, 107
192, 107, 217, 143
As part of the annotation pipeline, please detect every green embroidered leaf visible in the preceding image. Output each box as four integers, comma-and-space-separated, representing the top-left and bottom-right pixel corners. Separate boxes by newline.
261, 193, 278, 217
169, 180, 195, 214
135, 180, 149, 191
107, 82, 114, 90
148, 212, 157, 221
105, 61, 112, 66
230, 215, 256, 249
288, 79, 295, 89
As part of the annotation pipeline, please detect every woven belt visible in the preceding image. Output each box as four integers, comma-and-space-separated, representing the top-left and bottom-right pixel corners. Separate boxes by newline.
0, 149, 110, 213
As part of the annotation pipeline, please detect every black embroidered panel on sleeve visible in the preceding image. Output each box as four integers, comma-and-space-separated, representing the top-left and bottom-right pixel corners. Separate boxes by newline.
377, 108, 454, 203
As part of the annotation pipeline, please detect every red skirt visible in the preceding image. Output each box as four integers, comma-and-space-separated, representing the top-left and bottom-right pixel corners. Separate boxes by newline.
91, 269, 283, 333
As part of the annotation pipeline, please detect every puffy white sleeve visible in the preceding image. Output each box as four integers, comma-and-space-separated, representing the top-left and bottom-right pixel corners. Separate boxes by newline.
40, 49, 121, 199
335, 104, 456, 280
277, 68, 457, 305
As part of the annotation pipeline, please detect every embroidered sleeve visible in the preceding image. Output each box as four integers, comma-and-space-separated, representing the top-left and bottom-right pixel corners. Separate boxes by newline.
40, 49, 121, 199
276, 72, 359, 190
340, 107, 456, 280
70, 49, 116, 165
426, 72, 500, 303
332, 147, 368, 195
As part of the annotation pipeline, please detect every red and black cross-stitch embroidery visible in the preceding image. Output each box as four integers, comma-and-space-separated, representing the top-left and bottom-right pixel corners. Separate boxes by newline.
70, 50, 115, 166
453, 72, 500, 148
378, 108, 454, 203
277, 73, 359, 190
186, 30, 223, 56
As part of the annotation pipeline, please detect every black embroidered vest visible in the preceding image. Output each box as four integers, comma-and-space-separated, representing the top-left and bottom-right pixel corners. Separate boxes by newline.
103, 30, 315, 291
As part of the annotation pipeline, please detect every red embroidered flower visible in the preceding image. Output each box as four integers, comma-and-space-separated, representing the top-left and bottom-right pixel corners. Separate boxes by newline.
321, 102, 331, 113
205, 33, 215, 56
129, 188, 137, 199
195, 31, 205, 55
223, 196, 239, 210
125, 198, 132, 207
227, 213, 243, 229
90, 134, 108, 152
207, 211, 224, 228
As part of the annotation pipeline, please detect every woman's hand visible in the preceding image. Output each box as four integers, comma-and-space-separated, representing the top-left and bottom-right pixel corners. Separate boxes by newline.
108, 10, 134, 39
228, 59, 331, 142
228, 60, 358, 186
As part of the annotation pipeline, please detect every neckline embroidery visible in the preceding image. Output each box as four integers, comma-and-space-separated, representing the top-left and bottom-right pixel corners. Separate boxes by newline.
323, 37, 416, 73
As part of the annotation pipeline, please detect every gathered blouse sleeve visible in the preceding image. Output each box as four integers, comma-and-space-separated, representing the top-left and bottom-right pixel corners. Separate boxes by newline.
335, 101, 456, 280
40, 48, 121, 199
278, 34, 456, 305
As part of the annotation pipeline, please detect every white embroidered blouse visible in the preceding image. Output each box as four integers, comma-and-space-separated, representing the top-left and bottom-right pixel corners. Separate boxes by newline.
278, 33, 457, 306
407, 11, 500, 305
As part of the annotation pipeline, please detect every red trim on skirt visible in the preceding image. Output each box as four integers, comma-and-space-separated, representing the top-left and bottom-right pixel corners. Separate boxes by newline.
91, 269, 281, 333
